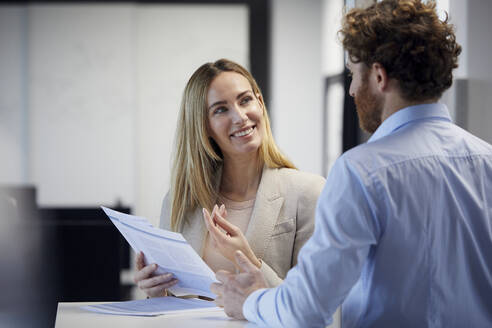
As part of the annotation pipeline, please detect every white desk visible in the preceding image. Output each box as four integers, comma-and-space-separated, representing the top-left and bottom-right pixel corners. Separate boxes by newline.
55, 302, 257, 328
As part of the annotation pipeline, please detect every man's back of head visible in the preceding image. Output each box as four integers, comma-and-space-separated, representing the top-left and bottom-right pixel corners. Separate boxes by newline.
340, 0, 461, 103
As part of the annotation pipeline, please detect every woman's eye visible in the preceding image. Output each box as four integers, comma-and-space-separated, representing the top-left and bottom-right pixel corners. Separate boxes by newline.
240, 96, 252, 105
214, 107, 227, 114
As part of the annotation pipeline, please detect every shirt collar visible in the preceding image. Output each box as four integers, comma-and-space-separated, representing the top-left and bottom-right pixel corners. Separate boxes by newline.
368, 102, 452, 143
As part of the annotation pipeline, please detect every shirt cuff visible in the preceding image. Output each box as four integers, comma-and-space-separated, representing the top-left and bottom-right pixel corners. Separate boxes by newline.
243, 288, 268, 323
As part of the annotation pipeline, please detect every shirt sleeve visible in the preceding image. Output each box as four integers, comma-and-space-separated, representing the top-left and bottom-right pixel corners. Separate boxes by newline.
242, 156, 382, 327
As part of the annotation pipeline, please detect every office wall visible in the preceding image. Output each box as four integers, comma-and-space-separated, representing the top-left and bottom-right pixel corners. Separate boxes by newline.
29, 4, 136, 207
443, 0, 492, 144
462, 0, 492, 144
270, 0, 323, 176
0, 7, 25, 184
449, 0, 467, 79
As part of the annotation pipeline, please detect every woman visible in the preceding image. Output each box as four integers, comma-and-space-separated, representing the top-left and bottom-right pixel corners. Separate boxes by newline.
134, 59, 325, 298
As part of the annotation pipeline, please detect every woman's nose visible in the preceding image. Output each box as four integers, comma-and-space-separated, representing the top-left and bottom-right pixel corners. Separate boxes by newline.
231, 105, 248, 124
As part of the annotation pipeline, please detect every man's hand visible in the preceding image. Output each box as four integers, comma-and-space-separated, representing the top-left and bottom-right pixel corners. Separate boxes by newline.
210, 250, 268, 319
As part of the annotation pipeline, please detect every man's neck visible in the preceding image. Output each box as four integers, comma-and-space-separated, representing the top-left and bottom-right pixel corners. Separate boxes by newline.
381, 94, 439, 122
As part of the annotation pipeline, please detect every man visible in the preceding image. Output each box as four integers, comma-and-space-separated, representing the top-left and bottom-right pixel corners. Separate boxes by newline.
210, 0, 492, 327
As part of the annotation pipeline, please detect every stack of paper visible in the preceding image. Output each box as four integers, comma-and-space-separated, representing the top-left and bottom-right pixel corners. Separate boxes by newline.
82, 296, 221, 316
101, 207, 217, 298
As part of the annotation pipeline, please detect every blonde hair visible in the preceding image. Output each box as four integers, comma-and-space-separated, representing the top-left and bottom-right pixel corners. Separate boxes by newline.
169, 59, 296, 231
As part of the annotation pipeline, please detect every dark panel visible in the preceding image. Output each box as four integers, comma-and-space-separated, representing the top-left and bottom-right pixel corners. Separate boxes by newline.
247, 0, 271, 108
40, 207, 131, 302
342, 67, 361, 152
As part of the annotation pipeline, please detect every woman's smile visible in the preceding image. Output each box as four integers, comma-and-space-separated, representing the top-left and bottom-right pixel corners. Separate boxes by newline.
231, 126, 256, 138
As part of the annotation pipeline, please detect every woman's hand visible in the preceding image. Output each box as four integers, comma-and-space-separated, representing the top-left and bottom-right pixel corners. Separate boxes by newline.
133, 251, 178, 298
203, 204, 261, 270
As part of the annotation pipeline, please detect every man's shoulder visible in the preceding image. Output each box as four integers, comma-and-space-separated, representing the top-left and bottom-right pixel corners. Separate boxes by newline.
339, 122, 492, 178
338, 141, 392, 177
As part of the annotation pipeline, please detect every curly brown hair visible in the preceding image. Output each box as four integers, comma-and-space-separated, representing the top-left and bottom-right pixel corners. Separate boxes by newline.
339, 0, 461, 101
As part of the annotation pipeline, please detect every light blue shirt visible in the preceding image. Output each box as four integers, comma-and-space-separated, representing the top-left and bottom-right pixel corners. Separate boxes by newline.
243, 103, 492, 327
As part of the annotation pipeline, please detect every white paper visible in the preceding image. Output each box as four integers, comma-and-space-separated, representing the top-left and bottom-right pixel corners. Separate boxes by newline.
81, 296, 221, 316
101, 207, 217, 298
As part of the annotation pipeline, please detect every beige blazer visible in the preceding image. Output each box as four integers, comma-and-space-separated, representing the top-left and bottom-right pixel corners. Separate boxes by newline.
160, 166, 325, 287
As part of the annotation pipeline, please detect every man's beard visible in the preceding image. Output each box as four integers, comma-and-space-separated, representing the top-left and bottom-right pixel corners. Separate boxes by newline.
354, 80, 383, 134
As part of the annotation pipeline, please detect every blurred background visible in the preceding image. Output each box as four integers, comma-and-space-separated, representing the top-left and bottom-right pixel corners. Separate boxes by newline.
1, 0, 491, 327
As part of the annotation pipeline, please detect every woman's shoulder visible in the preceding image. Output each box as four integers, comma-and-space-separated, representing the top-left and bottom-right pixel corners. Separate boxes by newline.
275, 167, 325, 185
270, 167, 325, 197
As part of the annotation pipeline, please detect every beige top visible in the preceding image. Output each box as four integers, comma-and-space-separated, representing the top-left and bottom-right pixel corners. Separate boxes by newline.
202, 195, 256, 273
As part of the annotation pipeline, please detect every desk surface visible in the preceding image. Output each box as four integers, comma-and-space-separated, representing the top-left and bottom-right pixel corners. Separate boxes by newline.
55, 302, 257, 327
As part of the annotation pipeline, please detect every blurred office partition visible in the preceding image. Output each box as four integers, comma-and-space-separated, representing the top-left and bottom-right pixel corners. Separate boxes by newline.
441, 79, 469, 129
0, 185, 132, 327
0, 186, 56, 327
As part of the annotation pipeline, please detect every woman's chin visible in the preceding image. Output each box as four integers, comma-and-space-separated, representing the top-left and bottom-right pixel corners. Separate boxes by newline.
224, 143, 262, 159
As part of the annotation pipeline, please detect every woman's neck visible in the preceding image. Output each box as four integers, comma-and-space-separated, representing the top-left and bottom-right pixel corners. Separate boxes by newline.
220, 153, 262, 201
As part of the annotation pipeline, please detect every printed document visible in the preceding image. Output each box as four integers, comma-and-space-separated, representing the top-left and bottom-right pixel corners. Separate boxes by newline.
82, 296, 221, 316
101, 207, 217, 298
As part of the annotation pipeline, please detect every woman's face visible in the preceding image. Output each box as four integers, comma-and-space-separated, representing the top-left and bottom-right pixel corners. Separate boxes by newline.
206, 72, 264, 159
